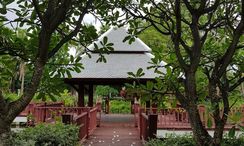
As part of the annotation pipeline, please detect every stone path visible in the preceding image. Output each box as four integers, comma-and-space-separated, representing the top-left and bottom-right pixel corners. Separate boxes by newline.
83, 114, 143, 146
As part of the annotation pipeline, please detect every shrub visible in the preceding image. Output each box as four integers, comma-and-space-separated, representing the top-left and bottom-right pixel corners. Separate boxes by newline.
145, 134, 244, 146
10, 123, 80, 146
110, 100, 131, 114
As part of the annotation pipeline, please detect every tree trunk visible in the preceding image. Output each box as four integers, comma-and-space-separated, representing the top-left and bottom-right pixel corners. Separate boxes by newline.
210, 81, 229, 146
187, 104, 212, 146
183, 71, 212, 146
212, 120, 226, 146
0, 119, 11, 146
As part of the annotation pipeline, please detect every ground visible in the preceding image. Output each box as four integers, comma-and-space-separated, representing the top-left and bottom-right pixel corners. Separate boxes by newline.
83, 114, 143, 146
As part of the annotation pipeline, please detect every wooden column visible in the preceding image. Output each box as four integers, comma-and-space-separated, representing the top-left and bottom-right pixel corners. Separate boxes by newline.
88, 84, 93, 107
78, 84, 85, 107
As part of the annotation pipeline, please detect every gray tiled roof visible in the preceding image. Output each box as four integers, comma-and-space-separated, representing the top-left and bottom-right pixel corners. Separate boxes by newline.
70, 27, 167, 79
87, 27, 151, 52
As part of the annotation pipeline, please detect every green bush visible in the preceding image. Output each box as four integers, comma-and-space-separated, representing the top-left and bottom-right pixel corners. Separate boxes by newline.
110, 100, 131, 114
221, 134, 244, 146
10, 123, 80, 146
145, 134, 196, 146
145, 134, 244, 146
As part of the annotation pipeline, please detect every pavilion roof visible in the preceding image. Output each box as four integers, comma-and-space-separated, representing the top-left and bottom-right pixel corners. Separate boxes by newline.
67, 27, 167, 81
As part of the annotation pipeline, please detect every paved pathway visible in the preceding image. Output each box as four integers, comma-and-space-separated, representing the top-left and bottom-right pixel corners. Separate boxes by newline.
83, 114, 143, 146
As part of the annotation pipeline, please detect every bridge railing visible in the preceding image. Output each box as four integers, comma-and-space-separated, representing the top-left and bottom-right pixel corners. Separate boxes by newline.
89, 107, 98, 134
73, 112, 89, 140
34, 106, 88, 123
134, 104, 244, 131
33, 103, 101, 140
20, 102, 64, 117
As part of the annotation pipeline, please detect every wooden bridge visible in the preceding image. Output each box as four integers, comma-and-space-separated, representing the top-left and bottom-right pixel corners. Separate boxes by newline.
19, 102, 244, 144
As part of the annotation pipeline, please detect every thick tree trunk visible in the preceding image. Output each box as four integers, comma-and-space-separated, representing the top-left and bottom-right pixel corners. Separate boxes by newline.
0, 120, 11, 146
187, 104, 212, 146
183, 71, 212, 146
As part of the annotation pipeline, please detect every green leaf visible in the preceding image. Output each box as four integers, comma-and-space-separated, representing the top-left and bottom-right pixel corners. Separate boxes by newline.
123, 36, 130, 42
127, 72, 135, 77
146, 81, 154, 90
129, 37, 135, 44
103, 36, 108, 44
94, 43, 99, 50
0, 8, 7, 14
228, 126, 236, 138
66, 70, 72, 78
136, 68, 143, 76
75, 56, 82, 63
207, 118, 212, 128
70, 55, 74, 62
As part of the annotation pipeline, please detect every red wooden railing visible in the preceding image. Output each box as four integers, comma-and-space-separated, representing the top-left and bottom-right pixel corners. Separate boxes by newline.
73, 112, 89, 140
134, 104, 244, 131
19, 102, 64, 116
140, 113, 148, 140
32, 103, 101, 140
89, 107, 98, 134
134, 105, 158, 141
157, 108, 190, 129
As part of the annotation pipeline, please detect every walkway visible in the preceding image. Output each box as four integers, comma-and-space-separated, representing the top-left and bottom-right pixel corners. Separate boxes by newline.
83, 114, 143, 146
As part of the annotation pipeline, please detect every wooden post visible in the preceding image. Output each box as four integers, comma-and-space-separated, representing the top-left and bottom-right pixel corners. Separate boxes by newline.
86, 109, 90, 139
78, 84, 85, 107
146, 101, 150, 114
131, 99, 134, 114
148, 114, 158, 139
139, 108, 142, 139
62, 114, 73, 124
88, 84, 93, 107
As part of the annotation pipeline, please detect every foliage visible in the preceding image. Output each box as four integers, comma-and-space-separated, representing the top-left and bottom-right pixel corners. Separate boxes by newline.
110, 100, 131, 114
55, 89, 77, 106
9, 123, 79, 146
145, 134, 196, 146
95, 85, 118, 97
145, 134, 244, 146
3, 93, 19, 102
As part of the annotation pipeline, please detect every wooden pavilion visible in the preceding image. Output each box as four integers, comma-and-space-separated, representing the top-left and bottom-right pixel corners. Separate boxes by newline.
64, 27, 167, 107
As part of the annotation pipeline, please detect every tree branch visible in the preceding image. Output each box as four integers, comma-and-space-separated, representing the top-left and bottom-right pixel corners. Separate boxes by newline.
48, 0, 93, 59
202, 0, 221, 14
49, 0, 72, 32
217, 21, 244, 77
174, 0, 188, 71
32, 0, 45, 25
182, 0, 195, 14
229, 77, 244, 92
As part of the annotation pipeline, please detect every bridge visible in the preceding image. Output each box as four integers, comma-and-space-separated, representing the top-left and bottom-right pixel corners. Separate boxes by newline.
18, 102, 244, 145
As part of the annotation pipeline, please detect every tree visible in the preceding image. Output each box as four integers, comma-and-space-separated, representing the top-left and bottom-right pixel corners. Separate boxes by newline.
0, 0, 119, 145
119, 0, 244, 145
95, 85, 118, 98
